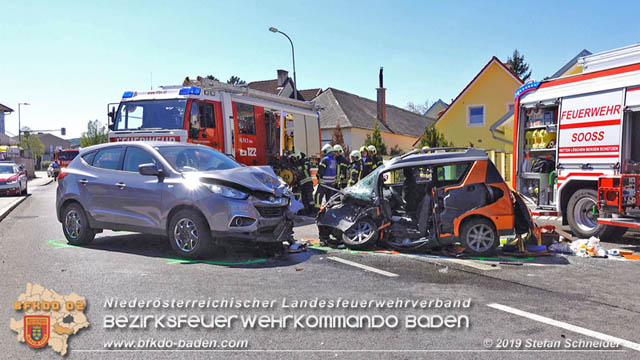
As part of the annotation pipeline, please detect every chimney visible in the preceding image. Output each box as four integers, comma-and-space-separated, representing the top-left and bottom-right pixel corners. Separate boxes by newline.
376, 67, 387, 125
277, 69, 289, 87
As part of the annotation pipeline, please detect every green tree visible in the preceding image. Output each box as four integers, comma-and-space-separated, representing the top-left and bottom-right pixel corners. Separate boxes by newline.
330, 124, 349, 155
417, 126, 454, 149
20, 127, 44, 162
506, 49, 531, 82
389, 144, 404, 156
364, 122, 388, 156
80, 120, 108, 147
227, 76, 246, 86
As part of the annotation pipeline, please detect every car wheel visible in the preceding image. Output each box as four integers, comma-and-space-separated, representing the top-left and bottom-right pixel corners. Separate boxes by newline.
460, 217, 498, 256
62, 203, 95, 245
567, 189, 626, 240
341, 218, 377, 250
168, 209, 211, 259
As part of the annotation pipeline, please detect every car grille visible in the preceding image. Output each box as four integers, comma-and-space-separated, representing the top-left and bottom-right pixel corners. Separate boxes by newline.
255, 206, 286, 218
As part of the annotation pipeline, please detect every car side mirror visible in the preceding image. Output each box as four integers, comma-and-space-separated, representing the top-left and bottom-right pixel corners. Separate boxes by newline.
139, 163, 163, 177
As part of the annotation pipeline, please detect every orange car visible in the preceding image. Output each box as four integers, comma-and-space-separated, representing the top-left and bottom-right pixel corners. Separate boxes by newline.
316, 148, 538, 255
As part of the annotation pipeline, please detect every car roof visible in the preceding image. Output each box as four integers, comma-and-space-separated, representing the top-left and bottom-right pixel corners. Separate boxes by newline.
78, 141, 206, 154
383, 148, 488, 172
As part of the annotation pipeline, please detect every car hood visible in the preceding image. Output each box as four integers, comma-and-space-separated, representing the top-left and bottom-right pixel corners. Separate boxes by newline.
195, 166, 286, 195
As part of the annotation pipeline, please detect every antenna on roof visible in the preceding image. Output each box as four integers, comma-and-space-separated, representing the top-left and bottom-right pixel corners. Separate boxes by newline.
379, 67, 384, 88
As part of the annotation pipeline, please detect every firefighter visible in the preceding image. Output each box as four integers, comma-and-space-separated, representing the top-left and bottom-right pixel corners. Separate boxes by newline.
333, 144, 349, 190
296, 152, 315, 215
368, 145, 383, 169
287, 153, 301, 200
360, 146, 374, 178
348, 150, 362, 186
315, 144, 338, 207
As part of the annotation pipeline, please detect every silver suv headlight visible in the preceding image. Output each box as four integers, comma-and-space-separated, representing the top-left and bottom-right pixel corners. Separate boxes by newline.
203, 184, 248, 200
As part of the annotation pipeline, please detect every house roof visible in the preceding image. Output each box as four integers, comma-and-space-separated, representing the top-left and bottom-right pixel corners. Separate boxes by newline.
0, 103, 14, 112
298, 88, 322, 101
550, 49, 592, 78
413, 57, 523, 146
247, 77, 305, 100
424, 99, 448, 120
315, 88, 433, 138
0, 133, 18, 145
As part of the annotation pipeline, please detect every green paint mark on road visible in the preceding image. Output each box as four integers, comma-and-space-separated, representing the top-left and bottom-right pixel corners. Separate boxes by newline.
470, 256, 535, 261
47, 239, 78, 249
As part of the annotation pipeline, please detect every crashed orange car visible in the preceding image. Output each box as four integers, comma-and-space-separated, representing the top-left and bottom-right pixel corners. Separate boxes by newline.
316, 148, 537, 255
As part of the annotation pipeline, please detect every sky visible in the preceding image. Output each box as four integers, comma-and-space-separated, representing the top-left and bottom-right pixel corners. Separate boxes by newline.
1, 0, 640, 139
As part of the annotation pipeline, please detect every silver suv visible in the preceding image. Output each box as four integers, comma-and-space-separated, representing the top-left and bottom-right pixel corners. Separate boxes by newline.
56, 142, 297, 258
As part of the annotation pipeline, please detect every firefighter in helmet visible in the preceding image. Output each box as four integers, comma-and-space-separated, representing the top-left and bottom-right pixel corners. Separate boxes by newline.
368, 144, 383, 169
348, 150, 362, 187
315, 144, 338, 207
333, 144, 349, 190
295, 152, 315, 215
360, 146, 374, 178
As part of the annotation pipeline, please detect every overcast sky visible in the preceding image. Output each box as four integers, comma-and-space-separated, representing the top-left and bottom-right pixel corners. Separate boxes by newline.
1, 0, 639, 138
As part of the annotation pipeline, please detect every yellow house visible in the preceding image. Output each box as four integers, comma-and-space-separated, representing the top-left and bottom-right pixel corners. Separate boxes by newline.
420, 56, 523, 153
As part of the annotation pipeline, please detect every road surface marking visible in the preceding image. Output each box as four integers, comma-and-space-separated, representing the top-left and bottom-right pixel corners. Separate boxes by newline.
328, 256, 398, 277
487, 303, 640, 352
439, 258, 499, 271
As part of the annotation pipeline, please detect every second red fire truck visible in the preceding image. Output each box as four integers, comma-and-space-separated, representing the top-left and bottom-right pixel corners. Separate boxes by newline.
513, 44, 640, 240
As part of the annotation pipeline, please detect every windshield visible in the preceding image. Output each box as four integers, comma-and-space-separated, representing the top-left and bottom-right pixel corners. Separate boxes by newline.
114, 99, 187, 131
57, 151, 78, 161
343, 166, 383, 200
0, 164, 16, 174
157, 146, 241, 172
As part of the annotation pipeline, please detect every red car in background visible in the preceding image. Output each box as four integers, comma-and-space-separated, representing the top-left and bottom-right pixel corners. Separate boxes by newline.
0, 161, 28, 196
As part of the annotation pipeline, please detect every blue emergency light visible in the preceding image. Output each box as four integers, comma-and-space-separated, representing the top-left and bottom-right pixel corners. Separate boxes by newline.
122, 91, 134, 98
179, 87, 201, 95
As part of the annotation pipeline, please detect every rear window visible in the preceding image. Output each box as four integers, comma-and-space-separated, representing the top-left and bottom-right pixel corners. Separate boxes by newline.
81, 151, 97, 165
435, 163, 471, 185
93, 147, 124, 170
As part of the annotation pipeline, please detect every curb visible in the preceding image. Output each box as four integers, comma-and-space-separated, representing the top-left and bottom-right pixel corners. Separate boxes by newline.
0, 196, 28, 223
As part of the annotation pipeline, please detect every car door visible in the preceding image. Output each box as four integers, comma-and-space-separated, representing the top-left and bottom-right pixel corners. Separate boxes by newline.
114, 146, 164, 229
84, 146, 126, 225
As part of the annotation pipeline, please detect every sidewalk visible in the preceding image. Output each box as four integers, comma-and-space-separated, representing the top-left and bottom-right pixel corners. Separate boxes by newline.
0, 172, 54, 222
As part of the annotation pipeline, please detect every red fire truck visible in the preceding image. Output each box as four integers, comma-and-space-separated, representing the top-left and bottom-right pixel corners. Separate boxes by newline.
513, 44, 640, 240
55, 149, 79, 169
107, 77, 321, 168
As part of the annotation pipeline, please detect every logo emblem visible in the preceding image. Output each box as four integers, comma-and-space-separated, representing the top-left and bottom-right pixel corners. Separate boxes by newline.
24, 315, 50, 348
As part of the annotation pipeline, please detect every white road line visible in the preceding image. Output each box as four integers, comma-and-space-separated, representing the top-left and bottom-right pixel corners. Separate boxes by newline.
487, 303, 640, 352
438, 258, 500, 271
327, 256, 398, 277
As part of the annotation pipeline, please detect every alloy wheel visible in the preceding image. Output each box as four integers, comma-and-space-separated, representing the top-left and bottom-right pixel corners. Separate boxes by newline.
65, 210, 82, 239
466, 223, 495, 253
344, 221, 374, 244
174, 218, 199, 252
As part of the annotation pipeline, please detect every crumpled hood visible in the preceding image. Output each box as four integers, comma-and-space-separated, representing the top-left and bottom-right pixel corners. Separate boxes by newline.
196, 166, 286, 195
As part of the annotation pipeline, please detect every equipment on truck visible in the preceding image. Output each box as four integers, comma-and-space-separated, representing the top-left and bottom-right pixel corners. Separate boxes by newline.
513, 44, 640, 240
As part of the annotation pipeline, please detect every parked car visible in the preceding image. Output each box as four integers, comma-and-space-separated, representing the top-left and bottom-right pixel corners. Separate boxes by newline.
56, 142, 299, 258
316, 148, 538, 255
0, 161, 28, 196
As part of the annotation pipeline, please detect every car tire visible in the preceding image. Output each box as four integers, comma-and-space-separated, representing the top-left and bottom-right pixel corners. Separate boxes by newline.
341, 218, 378, 250
460, 217, 499, 256
567, 189, 626, 240
62, 203, 95, 245
168, 209, 211, 259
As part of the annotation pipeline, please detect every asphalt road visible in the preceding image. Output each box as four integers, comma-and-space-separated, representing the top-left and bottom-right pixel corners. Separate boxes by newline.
1, 182, 640, 359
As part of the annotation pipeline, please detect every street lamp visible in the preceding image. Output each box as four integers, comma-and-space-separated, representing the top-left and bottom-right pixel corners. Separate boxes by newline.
269, 27, 298, 100
17, 102, 30, 146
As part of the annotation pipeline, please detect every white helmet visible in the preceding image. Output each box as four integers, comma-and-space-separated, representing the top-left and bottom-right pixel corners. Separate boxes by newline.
367, 145, 377, 154
322, 144, 334, 155
350, 150, 361, 161
333, 144, 344, 155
